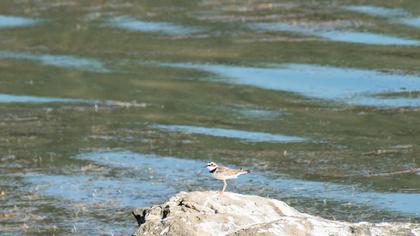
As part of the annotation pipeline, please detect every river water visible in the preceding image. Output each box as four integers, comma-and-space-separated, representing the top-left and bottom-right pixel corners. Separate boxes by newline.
1, 0, 420, 235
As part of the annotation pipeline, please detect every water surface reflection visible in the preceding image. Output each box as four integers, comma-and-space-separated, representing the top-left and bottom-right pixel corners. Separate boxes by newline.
0, 15, 40, 28
151, 124, 306, 143
158, 63, 420, 107
343, 5, 420, 28
68, 149, 420, 217
0, 51, 109, 72
250, 22, 420, 46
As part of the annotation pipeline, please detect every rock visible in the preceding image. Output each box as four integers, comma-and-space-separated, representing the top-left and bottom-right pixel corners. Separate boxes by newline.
132, 191, 420, 236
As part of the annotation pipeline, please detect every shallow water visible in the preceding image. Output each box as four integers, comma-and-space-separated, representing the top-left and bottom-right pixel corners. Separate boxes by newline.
400, 17, 420, 28
151, 124, 306, 143
343, 5, 408, 18
1, 0, 420, 235
250, 22, 420, 46
343, 5, 420, 28
107, 16, 202, 35
0, 51, 108, 72
0, 15, 40, 28
157, 63, 420, 107
20, 149, 419, 229
0, 93, 89, 104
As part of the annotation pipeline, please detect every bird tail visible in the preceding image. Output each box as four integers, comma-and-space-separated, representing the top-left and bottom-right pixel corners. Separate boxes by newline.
239, 168, 251, 175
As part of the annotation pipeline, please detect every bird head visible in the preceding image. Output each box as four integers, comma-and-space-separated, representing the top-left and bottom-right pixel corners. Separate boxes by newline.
205, 162, 218, 171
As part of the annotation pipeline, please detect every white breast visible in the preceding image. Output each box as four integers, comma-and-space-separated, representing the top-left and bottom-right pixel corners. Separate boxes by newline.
212, 172, 239, 180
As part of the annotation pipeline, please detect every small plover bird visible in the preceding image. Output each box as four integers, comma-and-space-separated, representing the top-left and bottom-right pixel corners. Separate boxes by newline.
205, 162, 251, 195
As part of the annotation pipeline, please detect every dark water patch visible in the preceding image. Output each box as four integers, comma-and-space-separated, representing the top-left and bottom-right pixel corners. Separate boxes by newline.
0, 51, 109, 72
74, 150, 420, 217
250, 23, 420, 46
107, 16, 202, 35
158, 63, 420, 107
0, 15, 40, 28
151, 124, 306, 143
25, 173, 175, 208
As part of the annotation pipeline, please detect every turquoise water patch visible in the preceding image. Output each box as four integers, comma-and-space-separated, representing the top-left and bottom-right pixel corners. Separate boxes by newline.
158, 63, 420, 107
0, 15, 40, 28
250, 23, 420, 46
107, 16, 202, 35
0, 51, 109, 72
151, 124, 306, 143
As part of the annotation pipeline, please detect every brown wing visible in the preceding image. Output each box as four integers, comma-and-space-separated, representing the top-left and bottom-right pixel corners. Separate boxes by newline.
215, 166, 244, 175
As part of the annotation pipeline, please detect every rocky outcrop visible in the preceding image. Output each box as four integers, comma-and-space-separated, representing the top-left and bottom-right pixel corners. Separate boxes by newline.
132, 191, 420, 236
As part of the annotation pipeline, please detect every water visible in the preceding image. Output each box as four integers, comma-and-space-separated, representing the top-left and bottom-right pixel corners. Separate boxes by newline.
156, 63, 420, 107
0, 15, 40, 28
250, 23, 420, 46
343, 5, 408, 18
107, 16, 202, 35
73, 150, 420, 216
0, 93, 89, 104
343, 5, 420, 28
1, 1, 420, 235
0, 51, 109, 72
400, 17, 420, 28
151, 124, 306, 143
232, 107, 283, 120
0, 93, 147, 109
19, 148, 418, 231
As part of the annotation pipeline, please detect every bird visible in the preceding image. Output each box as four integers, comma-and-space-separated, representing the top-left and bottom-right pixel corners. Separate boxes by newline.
205, 162, 251, 195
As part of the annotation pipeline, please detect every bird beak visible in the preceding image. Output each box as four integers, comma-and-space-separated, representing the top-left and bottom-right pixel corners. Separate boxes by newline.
203, 165, 208, 168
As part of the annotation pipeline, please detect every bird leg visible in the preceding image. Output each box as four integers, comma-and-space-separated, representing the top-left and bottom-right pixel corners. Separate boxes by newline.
220, 179, 227, 195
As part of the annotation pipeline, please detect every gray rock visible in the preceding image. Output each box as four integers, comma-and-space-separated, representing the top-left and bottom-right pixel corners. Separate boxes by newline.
132, 191, 420, 236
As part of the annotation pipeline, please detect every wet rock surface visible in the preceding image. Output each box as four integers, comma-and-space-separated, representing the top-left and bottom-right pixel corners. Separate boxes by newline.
133, 191, 420, 236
